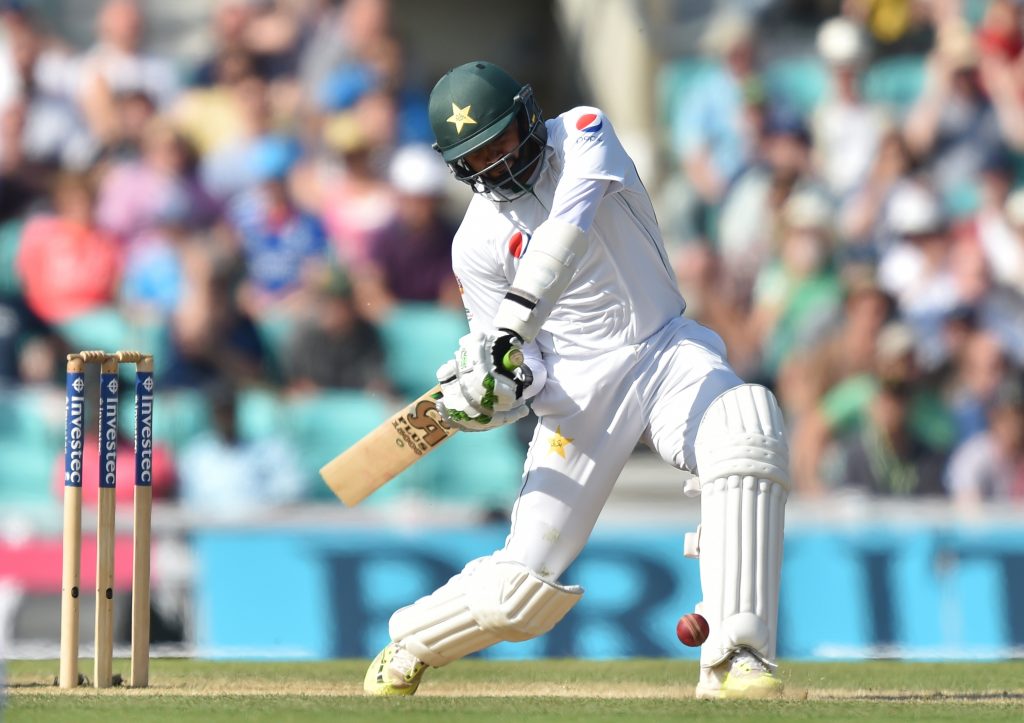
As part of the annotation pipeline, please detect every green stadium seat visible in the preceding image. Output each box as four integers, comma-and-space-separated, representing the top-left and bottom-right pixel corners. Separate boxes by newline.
377, 303, 468, 397
764, 56, 829, 117
424, 425, 525, 511
149, 388, 214, 451
120, 316, 172, 377
284, 389, 427, 501
253, 310, 293, 381
0, 388, 64, 513
0, 219, 24, 296
56, 307, 129, 354
864, 55, 926, 113
236, 386, 286, 442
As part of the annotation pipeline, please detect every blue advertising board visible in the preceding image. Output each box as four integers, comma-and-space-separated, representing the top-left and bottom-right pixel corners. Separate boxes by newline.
192, 524, 1024, 660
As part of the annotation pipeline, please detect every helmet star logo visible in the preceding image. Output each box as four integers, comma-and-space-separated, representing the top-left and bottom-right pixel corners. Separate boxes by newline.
548, 426, 574, 459
447, 103, 477, 134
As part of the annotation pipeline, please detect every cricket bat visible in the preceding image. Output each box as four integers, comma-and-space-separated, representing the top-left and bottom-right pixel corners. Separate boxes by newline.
320, 349, 524, 506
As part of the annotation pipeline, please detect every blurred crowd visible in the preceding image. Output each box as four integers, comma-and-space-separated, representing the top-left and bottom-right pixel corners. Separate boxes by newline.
661, 0, 1024, 508
1, 0, 1022, 515
0, 0, 477, 513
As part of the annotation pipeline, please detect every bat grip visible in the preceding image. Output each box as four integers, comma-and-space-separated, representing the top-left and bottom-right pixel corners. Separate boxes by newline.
502, 348, 525, 371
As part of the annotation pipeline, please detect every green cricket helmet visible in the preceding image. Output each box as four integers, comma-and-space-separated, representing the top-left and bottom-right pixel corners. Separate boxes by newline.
428, 61, 547, 201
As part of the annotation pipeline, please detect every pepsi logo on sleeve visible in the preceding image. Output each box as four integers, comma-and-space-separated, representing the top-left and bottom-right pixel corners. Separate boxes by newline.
509, 230, 532, 259
575, 112, 603, 134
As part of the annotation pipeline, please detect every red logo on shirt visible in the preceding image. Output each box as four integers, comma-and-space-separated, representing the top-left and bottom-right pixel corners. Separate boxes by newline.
509, 231, 531, 258
575, 113, 603, 133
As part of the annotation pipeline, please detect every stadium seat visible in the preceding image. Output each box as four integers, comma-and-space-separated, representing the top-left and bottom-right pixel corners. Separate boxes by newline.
423, 425, 525, 511
0, 387, 64, 513
56, 307, 130, 355
863, 55, 926, 113
764, 56, 829, 117
0, 219, 24, 296
236, 386, 286, 442
120, 316, 172, 377
377, 303, 469, 397
285, 389, 420, 500
148, 388, 214, 451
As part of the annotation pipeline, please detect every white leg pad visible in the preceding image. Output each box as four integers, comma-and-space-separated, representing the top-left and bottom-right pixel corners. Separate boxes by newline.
694, 384, 790, 669
389, 556, 583, 667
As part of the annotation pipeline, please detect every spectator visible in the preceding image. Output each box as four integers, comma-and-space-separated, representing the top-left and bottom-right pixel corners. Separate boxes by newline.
669, 9, 764, 240
101, 89, 158, 161
946, 375, 1024, 506
998, 188, 1024, 296
15, 172, 121, 326
238, 0, 305, 82
0, 15, 95, 171
188, 0, 258, 87
188, 0, 303, 87
282, 266, 389, 393
0, 100, 43, 220
76, 0, 181, 145
96, 118, 215, 247
877, 182, 963, 367
824, 365, 949, 497
317, 114, 396, 266
174, 51, 259, 158
975, 1, 1024, 151
223, 136, 328, 318
298, 0, 393, 104
791, 320, 954, 494
717, 108, 822, 297
162, 250, 268, 388
317, 35, 431, 147
777, 271, 895, 420
837, 127, 916, 258
357, 144, 460, 316
177, 382, 305, 516
948, 229, 1024, 368
904, 19, 1009, 208
942, 329, 1011, 443
958, 147, 1022, 287
843, 0, 936, 57
975, 0, 1023, 64
198, 73, 285, 200
812, 17, 889, 199
749, 190, 843, 381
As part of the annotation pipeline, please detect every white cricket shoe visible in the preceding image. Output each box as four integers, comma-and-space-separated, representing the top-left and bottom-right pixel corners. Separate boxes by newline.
695, 647, 784, 700
363, 643, 428, 696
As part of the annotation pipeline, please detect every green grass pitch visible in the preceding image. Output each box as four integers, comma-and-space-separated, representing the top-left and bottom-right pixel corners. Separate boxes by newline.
5, 659, 1024, 722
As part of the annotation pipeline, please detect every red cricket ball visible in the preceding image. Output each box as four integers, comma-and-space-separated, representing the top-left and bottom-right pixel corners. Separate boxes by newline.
676, 613, 710, 647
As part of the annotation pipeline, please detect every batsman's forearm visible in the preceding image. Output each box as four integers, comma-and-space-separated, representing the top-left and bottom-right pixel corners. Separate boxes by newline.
492, 218, 586, 343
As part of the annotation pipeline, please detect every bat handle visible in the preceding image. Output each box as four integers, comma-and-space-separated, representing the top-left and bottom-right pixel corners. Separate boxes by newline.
502, 348, 525, 371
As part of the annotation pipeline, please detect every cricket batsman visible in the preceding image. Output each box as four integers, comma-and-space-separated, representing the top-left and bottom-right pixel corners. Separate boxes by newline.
364, 61, 790, 699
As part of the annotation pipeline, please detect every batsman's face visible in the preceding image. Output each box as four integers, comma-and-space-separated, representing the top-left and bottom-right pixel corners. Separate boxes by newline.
464, 123, 520, 178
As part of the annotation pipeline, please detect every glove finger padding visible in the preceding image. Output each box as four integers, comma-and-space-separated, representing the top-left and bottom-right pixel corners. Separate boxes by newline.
436, 398, 529, 432
456, 331, 525, 413
438, 359, 489, 417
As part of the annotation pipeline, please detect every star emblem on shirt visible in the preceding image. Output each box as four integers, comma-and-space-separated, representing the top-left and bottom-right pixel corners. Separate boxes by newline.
447, 103, 477, 134
548, 426, 574, 458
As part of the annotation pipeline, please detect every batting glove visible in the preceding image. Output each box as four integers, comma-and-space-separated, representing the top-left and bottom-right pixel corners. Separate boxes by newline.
453, 330, 531, 413
435, 359, 529, 432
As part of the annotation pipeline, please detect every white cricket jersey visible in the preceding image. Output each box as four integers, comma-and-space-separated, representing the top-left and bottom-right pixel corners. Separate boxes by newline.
452, 106, 685, 359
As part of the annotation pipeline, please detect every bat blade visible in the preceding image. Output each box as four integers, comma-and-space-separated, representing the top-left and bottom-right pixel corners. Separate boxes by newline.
319, 386, 456, 506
